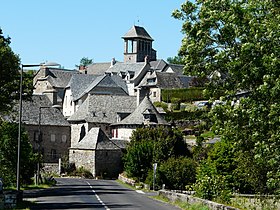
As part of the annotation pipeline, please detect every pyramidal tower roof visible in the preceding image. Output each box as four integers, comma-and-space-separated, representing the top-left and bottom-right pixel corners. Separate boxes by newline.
122, 25, 154, 41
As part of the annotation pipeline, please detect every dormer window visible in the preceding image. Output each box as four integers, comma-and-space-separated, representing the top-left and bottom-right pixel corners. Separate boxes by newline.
147, 78, 156, 84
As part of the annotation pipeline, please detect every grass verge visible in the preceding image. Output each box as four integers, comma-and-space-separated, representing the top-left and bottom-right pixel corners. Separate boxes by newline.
153, 194, 210, 210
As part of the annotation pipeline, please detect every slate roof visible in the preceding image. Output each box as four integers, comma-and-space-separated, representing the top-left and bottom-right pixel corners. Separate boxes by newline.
7, 95, 69, 126
66, 74, 98, 101
86, 62, 112, 75
122, 25, 154, 41
112, 96, 169, 126
34, 67, 78, 88
106, 62, 145, 80
138, 72, 191, 89
67, 95, 137, 123
71, 127, 120, 150
165, 64, 185, 76
150, 59, 168, 71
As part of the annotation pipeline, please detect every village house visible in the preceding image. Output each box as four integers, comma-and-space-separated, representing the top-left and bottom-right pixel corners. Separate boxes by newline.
69, 127, 124, 178
33, 66, 78, 106
63, 73, 128, 118
2, 95, 71, 163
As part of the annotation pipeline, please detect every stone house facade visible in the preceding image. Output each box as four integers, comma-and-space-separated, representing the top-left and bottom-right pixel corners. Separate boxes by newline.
21, 95, 71, 163
69, 127, 123, 178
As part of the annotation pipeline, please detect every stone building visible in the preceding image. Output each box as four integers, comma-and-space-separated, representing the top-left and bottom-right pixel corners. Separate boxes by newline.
111, 96, 170, 141
21, 95, 70, 163
122, 25, 157, 63
69, 127, 123, 178
33, 66, 78, 106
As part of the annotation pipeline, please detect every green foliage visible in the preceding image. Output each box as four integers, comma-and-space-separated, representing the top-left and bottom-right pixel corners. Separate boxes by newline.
165, 109, 208, 122
162, 88, 206, 103
70, 166, 93, 179
193, 160, 231, 203
167, 55, 184, 65
0, 28, 21, 112
76, 57, 94, 67
153, 101, 168, 112
0, 121, 36, 187
123, 127, 190, 182
174, 0, 280, 196
158, 157, 197, 190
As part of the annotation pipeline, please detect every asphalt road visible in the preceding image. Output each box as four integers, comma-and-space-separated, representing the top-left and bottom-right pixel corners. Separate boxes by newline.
24, 177, 181, 210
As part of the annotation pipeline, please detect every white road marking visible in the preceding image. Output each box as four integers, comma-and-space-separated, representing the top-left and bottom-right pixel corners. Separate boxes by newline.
136, 190, 145, 194
86, 181, 110, 210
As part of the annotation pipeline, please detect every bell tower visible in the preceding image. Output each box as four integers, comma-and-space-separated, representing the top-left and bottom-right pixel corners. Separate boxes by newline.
122, 25, 157, 63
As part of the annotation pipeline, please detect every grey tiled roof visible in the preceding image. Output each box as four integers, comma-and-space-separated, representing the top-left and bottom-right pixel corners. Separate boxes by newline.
34, 67, 78, 88
164, 64, 185, 75
19, 95, 69, 126
71, 127, 121, 150
67, 95, 137, 123
138, 72, 189, 89
106, 62, 145, 80
150, 59, 168, 71
84, 75, 129, 97
112, 96, 169, 126
66, 74, 98, 101
86, 62, 112, 75
122, 26, 154, 41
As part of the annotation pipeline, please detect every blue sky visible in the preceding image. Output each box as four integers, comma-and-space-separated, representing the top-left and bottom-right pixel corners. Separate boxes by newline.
1, 0, 185, 69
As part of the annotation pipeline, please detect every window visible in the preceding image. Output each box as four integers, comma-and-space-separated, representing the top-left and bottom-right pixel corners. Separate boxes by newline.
34, 131, 40, 142
51, 134, 56, 142
153, 91, 157, 97
51, 149, 56, 159
62, 135, 67, 143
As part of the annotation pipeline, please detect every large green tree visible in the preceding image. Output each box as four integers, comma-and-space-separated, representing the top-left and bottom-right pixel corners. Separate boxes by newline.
174, 0, 280, 195
0, 28, 21, 112
123, 127, 190, 182
0, 121, 36, 187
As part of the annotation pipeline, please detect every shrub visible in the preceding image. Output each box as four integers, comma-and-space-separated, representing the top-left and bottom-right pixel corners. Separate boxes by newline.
159, 157, 197, 190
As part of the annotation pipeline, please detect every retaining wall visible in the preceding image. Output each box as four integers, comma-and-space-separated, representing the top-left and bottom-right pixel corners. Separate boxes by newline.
159, 190, 239, 210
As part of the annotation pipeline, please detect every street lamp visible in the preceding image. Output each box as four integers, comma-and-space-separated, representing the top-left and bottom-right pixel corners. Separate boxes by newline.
17, 61, 60, 191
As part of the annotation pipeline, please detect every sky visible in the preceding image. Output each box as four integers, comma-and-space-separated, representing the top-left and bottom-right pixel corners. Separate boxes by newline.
0, 0, 185, 69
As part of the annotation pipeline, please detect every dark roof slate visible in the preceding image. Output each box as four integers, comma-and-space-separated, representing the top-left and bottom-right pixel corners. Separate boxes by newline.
67, 95, 136, 123
86, 62, 111, 75
70, 127, 120, 150
35, 67, 78, 88
122, 26, 153, 41
112, 96, 169, 126
66, 74, 98, 101
20, 95, 69, 126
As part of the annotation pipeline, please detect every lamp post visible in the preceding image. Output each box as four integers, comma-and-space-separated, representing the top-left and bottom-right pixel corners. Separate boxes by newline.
17, 62, 60, 191
36, 106, 51, 185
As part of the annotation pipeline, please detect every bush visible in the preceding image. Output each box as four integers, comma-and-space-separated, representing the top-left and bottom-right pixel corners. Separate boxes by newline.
159, 157, 197, 190
193, 160, 231, 202
71, 166, 93, 179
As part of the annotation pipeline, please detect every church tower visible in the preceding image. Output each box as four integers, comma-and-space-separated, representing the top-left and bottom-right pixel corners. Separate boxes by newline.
122, 26, 157, 63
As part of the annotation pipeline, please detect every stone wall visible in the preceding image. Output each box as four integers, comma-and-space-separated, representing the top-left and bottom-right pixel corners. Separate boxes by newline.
25, 124, 71, 163
159, 190, 239, 210
0, 190, 22, 209
118, 174, 136, 186
69, 149, 95, 176
95, 150, 123, 178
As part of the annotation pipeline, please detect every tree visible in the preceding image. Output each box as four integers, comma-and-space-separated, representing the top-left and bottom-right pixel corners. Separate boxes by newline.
76, 57, 93, 68
173, 0, 280, 194
123, 127, 190, 182
0, 28, 21, 113
0, 121, 36, 187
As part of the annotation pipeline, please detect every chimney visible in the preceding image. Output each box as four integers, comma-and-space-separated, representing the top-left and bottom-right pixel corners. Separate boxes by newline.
79, 65, 87, 74
43, 89, 58, 105
110, 57, 116, 67
144, 55, 150, 64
